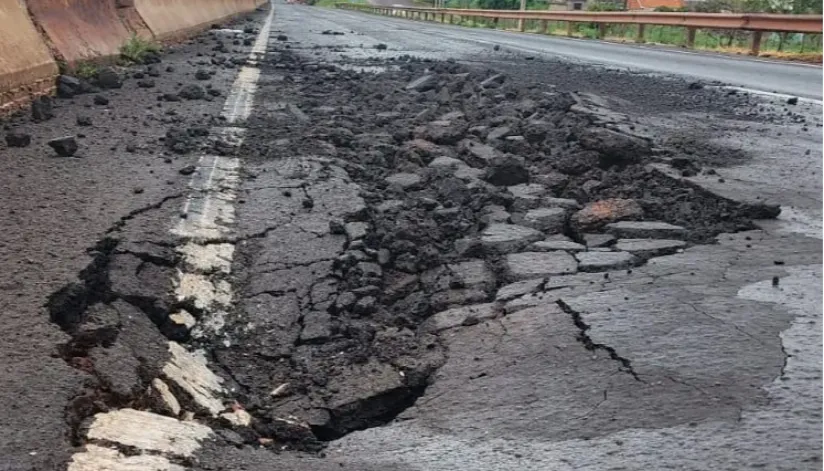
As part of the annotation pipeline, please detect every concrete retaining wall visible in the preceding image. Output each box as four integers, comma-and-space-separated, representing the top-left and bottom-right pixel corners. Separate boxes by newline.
0, 0, 266, 111
0, 0, 59, 111
135, 0, 261, 39
26, 0, 137, 64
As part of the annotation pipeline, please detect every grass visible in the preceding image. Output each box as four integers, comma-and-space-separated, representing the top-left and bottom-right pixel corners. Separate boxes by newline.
74, 62, 100, 80
314, 0, 365, 6
119, 34, 161, 65
361, 6, 822, 63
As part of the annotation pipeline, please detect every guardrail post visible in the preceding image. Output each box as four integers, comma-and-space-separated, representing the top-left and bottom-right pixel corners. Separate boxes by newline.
597, 23, 606, 39
449, 14, 454, 24
541, 19, 548, 34
750, 30, 763, 55
686, 27, 696, 48
493, 17, 499, 29
519, 18, 526, 32
567, 21, 575, 36
636, 24, 645, 43
441, 12, 445, 23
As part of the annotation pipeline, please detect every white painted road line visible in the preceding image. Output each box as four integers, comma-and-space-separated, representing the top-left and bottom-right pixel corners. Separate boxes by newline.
68, 5, 276, 468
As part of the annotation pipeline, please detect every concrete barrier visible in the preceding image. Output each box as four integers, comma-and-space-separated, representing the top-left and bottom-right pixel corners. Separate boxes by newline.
135, 0, 259, 39
26, 0, 136, 64
0, 0, 59, 111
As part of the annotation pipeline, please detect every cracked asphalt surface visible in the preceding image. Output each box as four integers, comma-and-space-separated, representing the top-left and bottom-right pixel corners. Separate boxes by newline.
0, 2, 821, 470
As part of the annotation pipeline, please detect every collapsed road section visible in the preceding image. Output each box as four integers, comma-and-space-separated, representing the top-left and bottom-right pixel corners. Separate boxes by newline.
187, 44, 787, 450
0, 2, 821, 470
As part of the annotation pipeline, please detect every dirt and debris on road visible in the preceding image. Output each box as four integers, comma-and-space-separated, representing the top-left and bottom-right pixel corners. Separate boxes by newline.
189, 45, 786, 452
0, 3, 821, 470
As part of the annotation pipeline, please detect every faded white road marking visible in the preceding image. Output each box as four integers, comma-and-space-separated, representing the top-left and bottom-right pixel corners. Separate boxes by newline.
69, 5, 275, 468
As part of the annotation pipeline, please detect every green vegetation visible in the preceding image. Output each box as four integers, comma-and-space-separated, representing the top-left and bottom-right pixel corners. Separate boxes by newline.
119, 34, 161, 65
312, 0, 365, 6
74, 62, 100, 80
410, 0, 822, 59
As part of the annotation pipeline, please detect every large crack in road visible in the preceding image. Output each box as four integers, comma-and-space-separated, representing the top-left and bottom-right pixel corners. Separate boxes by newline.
0, 2, 821, 470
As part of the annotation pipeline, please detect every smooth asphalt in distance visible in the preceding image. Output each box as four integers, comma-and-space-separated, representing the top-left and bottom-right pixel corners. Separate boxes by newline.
330, 6, 823, 100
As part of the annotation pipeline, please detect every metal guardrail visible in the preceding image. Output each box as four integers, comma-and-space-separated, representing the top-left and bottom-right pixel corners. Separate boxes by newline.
335, 3, 823, 55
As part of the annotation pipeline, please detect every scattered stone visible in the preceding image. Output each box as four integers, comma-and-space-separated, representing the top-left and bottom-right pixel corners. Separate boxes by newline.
147, 65, 161, 77
484, 155, 529, 186
522, 207, 567, 233
614, 238, 686, 258
94, 94, 110, 106
345, 222, 369, 241
572, 198, 644, 232
405, 74, 436, 92
179, 84, 206, 100
48, 136, 79, 157
605, 221, 687, 239
195, 69, 211, 80
479, 224, 543, 254
534, 172, 569, 192
505, 252, 578, 280
577, 127, 651, 166
165, 127, 204, 154
96, 67, 123, 89
31, 96, 54, 121
481, 205, 511, 225
486, 125, 512, 141
5, 132, 31, 148
354, 296, 377, 315
542, 197, 581, 210
137, 79, 155, 88
480, 73, 506, 89
429, 156, 465, 169
420, 119, 467, 145
385, 172, 422, 190
508, 183, 546, 211
57, 75, 83, 98
179, 165, 196, 175
575, 251, 635, 272
374, 43, 388, 50
786, 97, 798, 105
76, 115, 92, 126
459, 139, 501, 167
530, 239, 586, 252
772, 275, 780, 286
163, 93, 180, 102
277, 34, 288, 41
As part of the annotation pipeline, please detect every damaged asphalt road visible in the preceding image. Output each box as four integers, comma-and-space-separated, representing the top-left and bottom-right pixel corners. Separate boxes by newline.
0, 2, 821, 471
